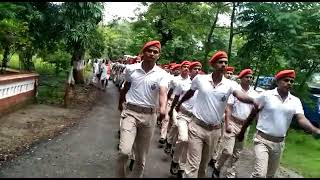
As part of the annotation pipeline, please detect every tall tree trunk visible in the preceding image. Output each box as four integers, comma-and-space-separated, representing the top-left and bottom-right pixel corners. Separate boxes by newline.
227, 2, 236, 60
20, 49, 35, 72
71, 43, 85, 84
0, 46, 10, 74
203, 4, 221, 71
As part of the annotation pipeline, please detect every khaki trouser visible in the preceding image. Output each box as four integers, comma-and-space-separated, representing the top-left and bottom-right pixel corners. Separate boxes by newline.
172, 112, 192, 170
211, 122, 224, 161
166, 109, 178, 145
215, 120, 244, 178
160, 100, 175, 139
251, 132, 285, 178
184, 119, 221, 178
117, 108, 157, 178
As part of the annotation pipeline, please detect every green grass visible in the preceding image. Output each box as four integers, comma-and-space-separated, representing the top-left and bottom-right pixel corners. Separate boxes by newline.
245, 123, 320, 178
281, 129, 320, 178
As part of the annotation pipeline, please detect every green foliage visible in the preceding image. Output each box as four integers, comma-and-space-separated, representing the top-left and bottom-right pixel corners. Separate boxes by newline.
88, 29, 105, 59
41, 50, 71, 74
61, 2, 104, 51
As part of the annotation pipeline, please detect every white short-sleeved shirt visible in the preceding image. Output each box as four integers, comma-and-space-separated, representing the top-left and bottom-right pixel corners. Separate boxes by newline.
168, 75, 184, 98
228, 86, 259, 120
255, 88, 304, 137
173, 77, 194, 112
191, 74, 239, 125
125, 62, 170, 108
169, 75, 183, 90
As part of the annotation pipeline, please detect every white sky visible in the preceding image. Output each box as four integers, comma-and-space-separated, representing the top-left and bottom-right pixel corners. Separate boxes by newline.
103, 2, 231, 26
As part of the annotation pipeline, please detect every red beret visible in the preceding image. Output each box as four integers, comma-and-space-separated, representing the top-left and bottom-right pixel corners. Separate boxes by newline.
168, 63, 176, 68
171, 64, 181, 71
238, 69, 253, 78
275, 70, 296, 80
225, 66, 235, 72
189, 61, 202, 70
209, 51, 228, 64
180, 60, 191, 67
140, 40, 161, 54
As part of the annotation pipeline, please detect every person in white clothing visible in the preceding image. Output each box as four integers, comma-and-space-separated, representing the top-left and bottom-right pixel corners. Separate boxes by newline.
159, 63, 183, 145
100, 60, 109, 91
92, 59, 100, 84
117, 40, 169, 178
166, 61, 203, 177
175, 51, 258, 178
238, 69, 320, 178
214, 68, 259, 178
209, 65, 237, 168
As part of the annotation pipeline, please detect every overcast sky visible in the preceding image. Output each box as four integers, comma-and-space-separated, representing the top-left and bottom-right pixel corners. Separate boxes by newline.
103, 2, 231, 26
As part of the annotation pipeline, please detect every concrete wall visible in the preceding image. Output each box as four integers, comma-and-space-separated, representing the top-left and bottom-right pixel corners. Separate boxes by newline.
0, 73, 39, 116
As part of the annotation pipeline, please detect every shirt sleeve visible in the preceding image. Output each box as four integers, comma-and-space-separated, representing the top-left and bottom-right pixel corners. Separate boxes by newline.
174, 82, 183, 96
124, 66, 132, 82
255, 91, 267, 107
295, 98, 304, 115
227, 94, 235, 105
190, 75, 200, 91
159, 72, 170, 88
230, 80, 240, 93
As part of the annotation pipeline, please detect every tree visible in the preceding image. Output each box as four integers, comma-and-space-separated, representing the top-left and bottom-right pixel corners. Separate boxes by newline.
61, 2, 104, 84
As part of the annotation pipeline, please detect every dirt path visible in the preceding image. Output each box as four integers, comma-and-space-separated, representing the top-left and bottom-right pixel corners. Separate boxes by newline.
0, 83, 303, 178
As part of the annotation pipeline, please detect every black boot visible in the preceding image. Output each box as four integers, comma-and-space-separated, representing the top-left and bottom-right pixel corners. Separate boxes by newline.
159, 138, 166, 145
212, 166, 220, 178
129, 159, 135, 171
164, 142, 172, 154
208, 158, 216, 168
170, 161, 179, 175
177, 170, 184, 178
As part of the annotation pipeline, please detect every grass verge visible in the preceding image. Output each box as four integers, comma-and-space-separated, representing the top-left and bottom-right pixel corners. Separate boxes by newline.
245, 123, 320, 177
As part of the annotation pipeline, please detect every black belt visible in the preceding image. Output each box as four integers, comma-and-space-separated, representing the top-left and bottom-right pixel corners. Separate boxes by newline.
180, 107, 193, 118
192, 116, 221, 131
126, 103, 156, 114
257, 130, 284, 143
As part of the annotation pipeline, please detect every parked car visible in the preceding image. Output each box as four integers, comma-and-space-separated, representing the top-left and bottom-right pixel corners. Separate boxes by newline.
302, 86, 320, 128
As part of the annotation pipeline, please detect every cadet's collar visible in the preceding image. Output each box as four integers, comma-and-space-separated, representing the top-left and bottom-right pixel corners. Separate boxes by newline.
272, 88, 292, 100
138, 61, 158, 73
208, 73, 228, 83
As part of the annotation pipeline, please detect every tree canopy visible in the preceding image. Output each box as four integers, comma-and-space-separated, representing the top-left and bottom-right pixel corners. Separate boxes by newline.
0, 2, 319, 95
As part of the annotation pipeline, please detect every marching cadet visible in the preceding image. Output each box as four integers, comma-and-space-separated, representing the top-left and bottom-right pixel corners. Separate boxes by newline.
175, 51, 258, 178
237, 69, 320, 178
159, 63, 183, 145
214, 68, 259, 178
117, 40, 169, 178
209, 65, 237, 169
224, 66, 235, 79
165, 61, 202, 177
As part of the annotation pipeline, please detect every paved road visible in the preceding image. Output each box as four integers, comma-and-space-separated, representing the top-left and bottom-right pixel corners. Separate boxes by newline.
0, 82, 301, 178
0, 83, 177, 178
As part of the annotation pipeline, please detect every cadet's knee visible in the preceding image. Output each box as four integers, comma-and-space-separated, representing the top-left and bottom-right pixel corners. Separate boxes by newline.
179, 136, 189, 143
118, 146, 131, 159
221, 148, 232, 157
